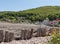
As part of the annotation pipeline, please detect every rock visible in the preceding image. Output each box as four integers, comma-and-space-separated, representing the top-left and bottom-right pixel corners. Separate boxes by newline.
4, 31, 14, 42
0, 30, 4, 43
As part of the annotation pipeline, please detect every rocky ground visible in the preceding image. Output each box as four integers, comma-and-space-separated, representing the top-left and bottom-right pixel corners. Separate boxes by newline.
0, 36, 50, 44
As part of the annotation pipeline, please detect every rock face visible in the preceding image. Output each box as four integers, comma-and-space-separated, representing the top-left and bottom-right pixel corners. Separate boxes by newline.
0, 28, 49, 43
0, 22, 50, 43
0, 30, 4, 43
21, 29, 33, 40
0, 30, 14, 43
33, 28, 49, 37
20, 28, 49, 40
4, 31, 14, 42
0, 22, 40, 39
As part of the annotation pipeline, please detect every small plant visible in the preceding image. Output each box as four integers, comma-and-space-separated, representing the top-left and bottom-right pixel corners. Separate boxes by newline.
48, 28, 60, 44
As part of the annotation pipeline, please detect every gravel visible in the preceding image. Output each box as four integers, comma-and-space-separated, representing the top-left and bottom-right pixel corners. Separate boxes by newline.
0, 36, 50, 44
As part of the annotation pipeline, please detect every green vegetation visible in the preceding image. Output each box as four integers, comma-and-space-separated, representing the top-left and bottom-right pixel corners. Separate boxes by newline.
0, 6, 60, 23
48, 28, 60, 44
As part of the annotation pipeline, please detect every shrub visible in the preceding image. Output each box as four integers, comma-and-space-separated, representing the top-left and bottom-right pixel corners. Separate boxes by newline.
48, 28, 60, 44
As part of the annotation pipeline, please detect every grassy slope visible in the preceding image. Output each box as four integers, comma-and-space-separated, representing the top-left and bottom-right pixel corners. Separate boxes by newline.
20, 6, 60, 15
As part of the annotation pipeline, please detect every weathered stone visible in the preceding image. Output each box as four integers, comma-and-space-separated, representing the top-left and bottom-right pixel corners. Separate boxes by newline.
21, 29, 33, 40
35, 28, 42, 37
41, 28, 47, 36
4, 31, 14, 42
21, 30, 26, 40
35, 28, 48, 37
0, 30, 4, 43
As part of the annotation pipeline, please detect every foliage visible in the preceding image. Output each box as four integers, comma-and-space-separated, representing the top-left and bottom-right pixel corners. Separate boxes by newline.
0, 6, 60, 23
48, 28, 60, 44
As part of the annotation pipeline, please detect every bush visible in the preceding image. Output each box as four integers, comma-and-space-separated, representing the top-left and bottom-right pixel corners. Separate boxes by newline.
48, 28, 60, 44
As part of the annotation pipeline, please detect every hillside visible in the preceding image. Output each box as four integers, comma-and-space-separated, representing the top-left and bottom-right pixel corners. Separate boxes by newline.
20, 6, 60, 15
0, 6, 60, 23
